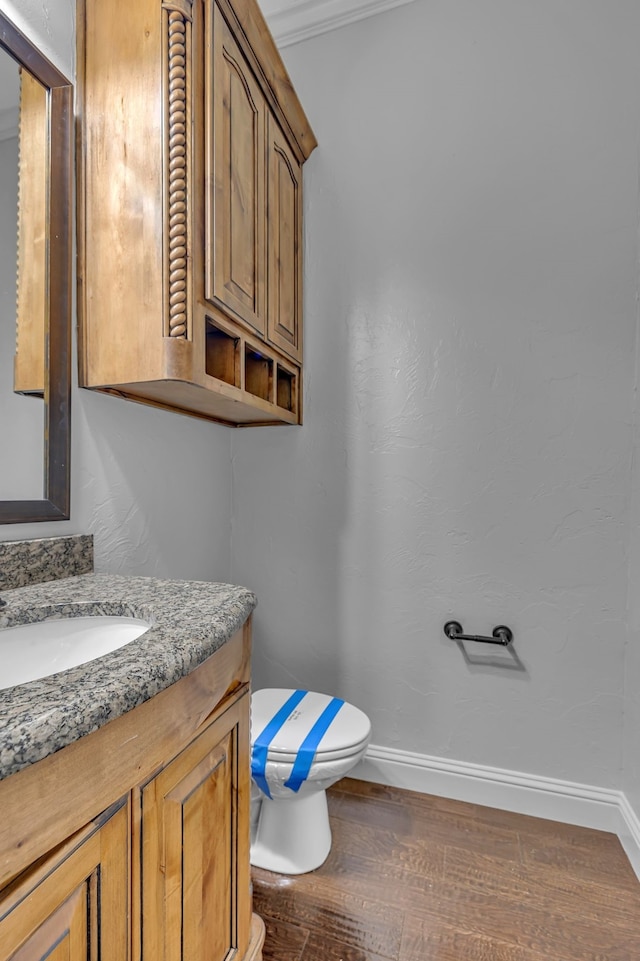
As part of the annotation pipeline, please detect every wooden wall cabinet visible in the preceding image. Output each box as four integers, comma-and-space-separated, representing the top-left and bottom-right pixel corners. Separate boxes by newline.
78, 0, 316, 426
0, 627, 264, 961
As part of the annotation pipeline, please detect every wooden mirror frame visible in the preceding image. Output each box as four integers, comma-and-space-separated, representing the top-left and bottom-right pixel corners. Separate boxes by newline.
0, 11, 72, 523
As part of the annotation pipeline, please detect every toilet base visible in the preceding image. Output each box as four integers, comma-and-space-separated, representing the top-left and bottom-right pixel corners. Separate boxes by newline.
250, 789, 332, 875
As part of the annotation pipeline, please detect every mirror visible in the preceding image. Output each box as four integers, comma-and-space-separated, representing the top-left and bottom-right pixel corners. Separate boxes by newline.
0, 11, 72, 523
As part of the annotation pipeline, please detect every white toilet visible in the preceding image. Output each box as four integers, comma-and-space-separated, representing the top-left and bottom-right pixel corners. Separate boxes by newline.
250, 688, 371, 875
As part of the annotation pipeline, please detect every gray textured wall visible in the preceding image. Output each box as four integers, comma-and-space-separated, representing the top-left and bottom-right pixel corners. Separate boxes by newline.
232, 0, 640, 795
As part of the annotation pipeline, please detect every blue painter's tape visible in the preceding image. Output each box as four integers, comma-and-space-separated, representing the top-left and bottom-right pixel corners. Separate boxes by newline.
284, 697, 345, 793
251, 689, 307, 799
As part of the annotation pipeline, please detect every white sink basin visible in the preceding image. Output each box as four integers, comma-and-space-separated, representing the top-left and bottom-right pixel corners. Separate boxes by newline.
0, 616, 151, 690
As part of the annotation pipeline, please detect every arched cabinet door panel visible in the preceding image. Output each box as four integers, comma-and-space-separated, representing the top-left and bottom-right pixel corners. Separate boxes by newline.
209, 2, 266, 336
267, 113, 302, 364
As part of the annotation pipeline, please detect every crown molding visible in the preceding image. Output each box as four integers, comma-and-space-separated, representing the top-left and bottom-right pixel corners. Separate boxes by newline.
261, 0, 417, 47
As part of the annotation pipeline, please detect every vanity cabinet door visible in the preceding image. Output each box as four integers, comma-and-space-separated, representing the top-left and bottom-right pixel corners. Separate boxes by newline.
0, 798, 129, 961
266, 113, 303, 364
137, 692, 251, 961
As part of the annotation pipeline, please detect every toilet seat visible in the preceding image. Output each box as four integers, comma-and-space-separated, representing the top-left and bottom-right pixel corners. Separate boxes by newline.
251, 688, 371, 764
264, 734, 371, 764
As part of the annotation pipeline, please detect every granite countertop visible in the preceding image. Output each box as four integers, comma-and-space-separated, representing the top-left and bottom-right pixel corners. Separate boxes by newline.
0, 573, 257, 781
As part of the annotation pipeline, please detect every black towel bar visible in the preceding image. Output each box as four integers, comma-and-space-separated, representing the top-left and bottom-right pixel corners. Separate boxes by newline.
444, 621, 513, 646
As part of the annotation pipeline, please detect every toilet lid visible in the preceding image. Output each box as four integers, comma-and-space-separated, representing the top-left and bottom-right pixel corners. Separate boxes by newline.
251, 688, 371, 762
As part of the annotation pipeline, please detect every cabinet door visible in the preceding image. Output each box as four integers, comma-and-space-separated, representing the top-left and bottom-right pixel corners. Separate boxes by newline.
267, 114, 302, 363
138, 693, 251, 961
14, 70, 47, 396
208, 3, 266, 336
0, 799, 129, 961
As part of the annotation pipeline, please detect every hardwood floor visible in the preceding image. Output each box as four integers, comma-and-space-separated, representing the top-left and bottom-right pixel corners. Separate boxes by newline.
251, 778, 640, 961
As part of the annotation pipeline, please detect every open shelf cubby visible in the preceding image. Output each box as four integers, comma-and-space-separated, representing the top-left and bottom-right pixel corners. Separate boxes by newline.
276, 366, 296, 411
244, 347, 273, 402
202, 317, 299, 424
205, 321, 240, 387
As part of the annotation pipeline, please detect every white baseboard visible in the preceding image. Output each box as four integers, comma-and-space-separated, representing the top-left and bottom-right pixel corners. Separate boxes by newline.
351, 743, 640, 880
618, 793, 640, 880
263, 0, 417, 47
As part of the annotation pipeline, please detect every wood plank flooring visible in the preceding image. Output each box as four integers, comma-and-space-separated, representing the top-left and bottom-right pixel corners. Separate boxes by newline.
251, 778, 640, 961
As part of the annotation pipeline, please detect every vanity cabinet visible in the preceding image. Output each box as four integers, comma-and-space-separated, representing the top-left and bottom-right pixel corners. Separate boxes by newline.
0, 800, 129, 961
78, 0, 315, 426
0, 624, 264, 961
136, 694, 252, 961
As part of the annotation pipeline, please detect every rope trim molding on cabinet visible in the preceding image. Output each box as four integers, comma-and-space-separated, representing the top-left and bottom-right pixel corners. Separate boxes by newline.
164, 2, 191, 339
